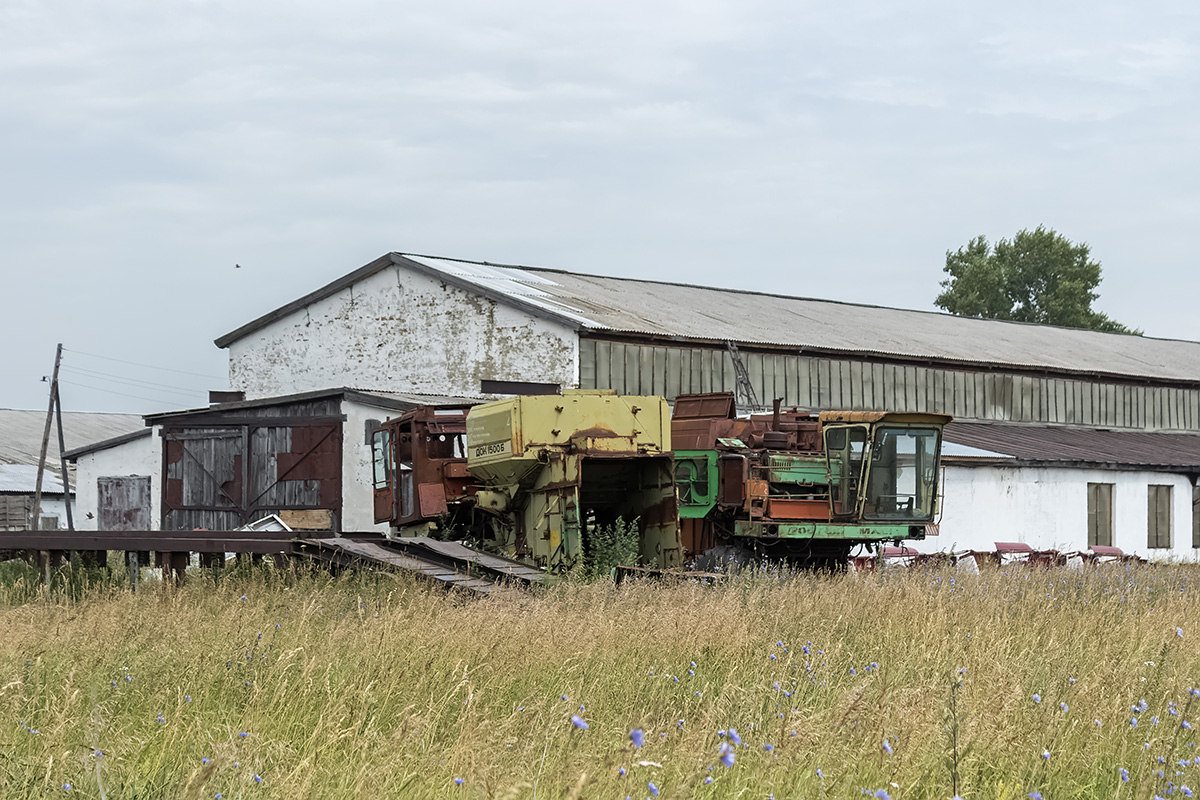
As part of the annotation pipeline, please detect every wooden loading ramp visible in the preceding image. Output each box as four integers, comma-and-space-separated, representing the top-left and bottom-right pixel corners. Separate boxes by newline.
295, 535, 548, 595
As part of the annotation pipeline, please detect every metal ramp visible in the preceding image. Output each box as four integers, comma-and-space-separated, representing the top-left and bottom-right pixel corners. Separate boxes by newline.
294, 535, 546, 595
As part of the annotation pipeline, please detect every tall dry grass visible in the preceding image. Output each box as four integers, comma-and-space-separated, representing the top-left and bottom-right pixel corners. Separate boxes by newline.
1, 561, 1199, 799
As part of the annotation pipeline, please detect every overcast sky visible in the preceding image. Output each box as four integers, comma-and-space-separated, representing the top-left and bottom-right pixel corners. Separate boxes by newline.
3, 0, 1197, 414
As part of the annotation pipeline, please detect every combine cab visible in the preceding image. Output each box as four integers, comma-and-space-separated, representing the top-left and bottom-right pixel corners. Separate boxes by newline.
672, 393, 950, 568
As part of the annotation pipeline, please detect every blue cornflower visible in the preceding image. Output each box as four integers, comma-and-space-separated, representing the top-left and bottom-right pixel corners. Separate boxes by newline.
631, 729, 645, 748
718, 729, 727, 737
649, 782, 660, 796
883, 739, 893, 755
202, 757, 211, 764
216, 794, 222, 800
93, 750, 103, 758
1043, 749, 1051, 760
875, 790, 891, 800
618, 767, 626, 776
1179, 628, 1185, 638
253, 775, 262, 785
718, 742, 735, 768
817, 768, 824, 778
453, 778, 463, 786
1032, 693, 1041, 704
124, 675, 132, 682
561, 694, 568, 701
776, 641, 784, 647
185, 696, 192, 703
571, 715, 588, 730
1185, 721, 1193, 730
763, 743, 774, 752
850, 667, 857, 676
729, 728, 742, 745
62, 784, 71, 791
1060, 702, 1069, 713
1133, 718, 1140, 728
704, 776, 713, 784
1121, 768, 1130, 783
769, 654, 777, 660
1029, 792, 1043, 800
238, 732, 249, 738
1182, 786, 1193, 798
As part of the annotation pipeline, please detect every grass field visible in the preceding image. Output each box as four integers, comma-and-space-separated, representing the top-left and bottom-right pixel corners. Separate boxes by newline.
2, 561, 1199, 799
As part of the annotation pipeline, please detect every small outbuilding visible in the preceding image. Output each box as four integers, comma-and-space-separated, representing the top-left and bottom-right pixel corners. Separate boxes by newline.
69, 389, 475, 534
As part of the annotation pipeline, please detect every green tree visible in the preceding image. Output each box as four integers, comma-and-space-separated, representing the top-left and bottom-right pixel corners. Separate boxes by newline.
934, 226, 1140, 334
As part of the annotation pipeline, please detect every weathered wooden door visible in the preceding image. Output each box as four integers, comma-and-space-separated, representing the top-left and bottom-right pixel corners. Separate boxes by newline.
163, 423, 341, 531
98, 476, 152, 530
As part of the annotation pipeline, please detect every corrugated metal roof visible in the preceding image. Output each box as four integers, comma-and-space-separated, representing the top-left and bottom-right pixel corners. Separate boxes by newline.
0, 464, 66, 495
0, 409, 145, 468
399, 253, 1200, 384
943, 422, 1200, 470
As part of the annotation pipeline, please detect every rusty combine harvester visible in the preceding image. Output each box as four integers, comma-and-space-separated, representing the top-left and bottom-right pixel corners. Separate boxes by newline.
371, 390, 952, 573
373, 391, 680, 571
672, 393, 950, 569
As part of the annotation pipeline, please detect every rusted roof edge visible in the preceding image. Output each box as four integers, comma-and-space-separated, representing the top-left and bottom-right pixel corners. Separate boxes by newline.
142, 388, 474, 425
945, 455, 1200, 473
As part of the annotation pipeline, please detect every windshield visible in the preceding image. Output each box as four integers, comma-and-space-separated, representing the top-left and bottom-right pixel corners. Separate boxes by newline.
863, 426, 940, 520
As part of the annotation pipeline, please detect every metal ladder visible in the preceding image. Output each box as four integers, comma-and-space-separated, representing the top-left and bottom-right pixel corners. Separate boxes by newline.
725, 341, 760, 412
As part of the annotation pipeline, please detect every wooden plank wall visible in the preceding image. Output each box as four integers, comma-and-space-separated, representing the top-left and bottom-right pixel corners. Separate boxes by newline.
578, 339, 1200, 432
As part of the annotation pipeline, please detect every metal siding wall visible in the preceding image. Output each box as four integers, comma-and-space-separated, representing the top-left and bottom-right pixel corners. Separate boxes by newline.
579, 340, 596, 389
579, 339, 1200, 430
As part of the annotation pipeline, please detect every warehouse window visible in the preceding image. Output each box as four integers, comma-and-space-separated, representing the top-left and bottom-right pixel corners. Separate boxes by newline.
1087, 483, 1113, 548
1148, 485, 1173, 549
1193, 484, 1199, 549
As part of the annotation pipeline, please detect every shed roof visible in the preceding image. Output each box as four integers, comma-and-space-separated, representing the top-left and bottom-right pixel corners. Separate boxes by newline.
215, 252, 1200, 386
142, 388, 481, 424
0, 409, 144, 468
943, 422, 1200, 471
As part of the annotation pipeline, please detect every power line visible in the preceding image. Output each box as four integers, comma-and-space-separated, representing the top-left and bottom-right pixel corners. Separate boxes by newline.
61, 365, 208, 397
58, 379, 204, 407
64, 348, 225, 380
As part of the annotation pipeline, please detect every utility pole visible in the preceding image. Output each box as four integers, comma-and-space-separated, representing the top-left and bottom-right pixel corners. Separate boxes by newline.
32, 343, 63, 531
54, 382, 73, 531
